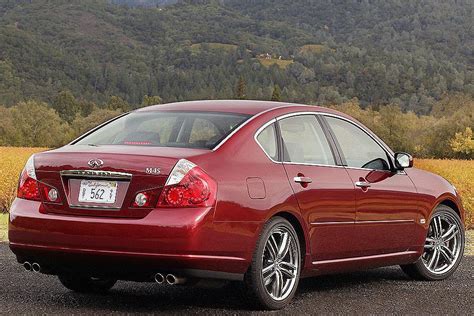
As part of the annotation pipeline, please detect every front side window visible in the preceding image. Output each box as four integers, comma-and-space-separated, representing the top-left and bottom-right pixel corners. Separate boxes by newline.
75, 111, 250, 149
325, 116, 390, 170
279, 115, 335, 165
256, 123, 278, 161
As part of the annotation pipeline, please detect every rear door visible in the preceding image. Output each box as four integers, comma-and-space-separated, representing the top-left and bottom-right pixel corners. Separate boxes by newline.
323, 115, 420, 256
276, 114, 357, 261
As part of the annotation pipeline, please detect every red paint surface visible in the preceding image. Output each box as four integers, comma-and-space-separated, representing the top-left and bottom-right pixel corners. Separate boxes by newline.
9, 101, 465, 279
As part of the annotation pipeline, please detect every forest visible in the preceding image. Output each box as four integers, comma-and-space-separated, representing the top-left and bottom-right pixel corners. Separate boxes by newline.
0, 0, 473, 157
0, 92, 472, 159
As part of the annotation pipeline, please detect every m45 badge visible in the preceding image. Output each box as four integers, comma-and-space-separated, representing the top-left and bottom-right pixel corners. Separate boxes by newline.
145, 167, 161, 175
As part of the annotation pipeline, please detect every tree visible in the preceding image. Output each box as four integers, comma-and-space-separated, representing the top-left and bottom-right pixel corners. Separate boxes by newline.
141, 95, 162, 107
0, 60, 22, 105
71, 108, 123, 137
235, 76, 246, 100
0, 0, 472, 111
271, 84, 281, 101
450, 127, 474, 158
106, 96, 130, 112
0, 105, 18, 146
431, 93, 474, 118
78, 100, 96, 117
52, 91, 81, 123
8, 101, 73, 147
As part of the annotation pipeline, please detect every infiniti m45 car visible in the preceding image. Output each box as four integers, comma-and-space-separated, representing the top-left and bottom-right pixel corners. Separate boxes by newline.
9, 100, 465, 309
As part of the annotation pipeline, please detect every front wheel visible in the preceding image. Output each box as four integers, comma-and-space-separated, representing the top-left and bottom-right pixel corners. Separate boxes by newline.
244, 216, 301, 310
58, 274, 117, 293
401, 205, 465, 280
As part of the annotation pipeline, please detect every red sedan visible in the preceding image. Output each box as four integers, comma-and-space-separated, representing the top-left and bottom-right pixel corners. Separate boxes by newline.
9, 100, 465, 309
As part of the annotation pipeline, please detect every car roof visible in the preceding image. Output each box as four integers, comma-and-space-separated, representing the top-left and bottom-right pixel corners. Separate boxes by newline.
135, 100, 338, 116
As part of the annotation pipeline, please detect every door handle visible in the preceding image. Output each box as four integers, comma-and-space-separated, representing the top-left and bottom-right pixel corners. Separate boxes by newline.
355, 181, 371, 188
294, 176, 313, 184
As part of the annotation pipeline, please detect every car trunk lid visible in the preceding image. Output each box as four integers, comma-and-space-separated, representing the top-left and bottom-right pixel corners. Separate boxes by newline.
33, 145, 209, 218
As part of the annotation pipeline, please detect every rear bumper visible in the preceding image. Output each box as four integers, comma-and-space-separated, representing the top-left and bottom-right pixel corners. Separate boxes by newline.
9, 198, 259, 280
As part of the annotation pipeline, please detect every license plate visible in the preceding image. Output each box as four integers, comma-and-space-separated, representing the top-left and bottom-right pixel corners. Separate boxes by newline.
78, 180, 118, 204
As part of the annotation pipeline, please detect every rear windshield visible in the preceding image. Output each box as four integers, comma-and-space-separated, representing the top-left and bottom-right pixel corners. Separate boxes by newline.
75, 111, 251, 149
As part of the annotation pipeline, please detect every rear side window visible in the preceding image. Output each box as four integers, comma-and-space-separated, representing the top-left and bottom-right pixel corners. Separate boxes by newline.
279, 115, 335, 165
256, 123, 278, 161
75, 112, 250, 149
325, 116, 390, 170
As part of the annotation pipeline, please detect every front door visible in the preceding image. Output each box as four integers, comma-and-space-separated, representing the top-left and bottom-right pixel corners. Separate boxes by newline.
324, 116, 420, 256
277, 114, 357, 262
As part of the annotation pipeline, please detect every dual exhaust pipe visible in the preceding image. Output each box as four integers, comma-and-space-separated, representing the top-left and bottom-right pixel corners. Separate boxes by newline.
24, 263, 183, 285
23, 261, 41, 273
154, 273, 186, 285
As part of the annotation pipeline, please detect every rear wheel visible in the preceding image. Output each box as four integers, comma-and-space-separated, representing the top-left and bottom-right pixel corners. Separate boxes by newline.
244, 216, 301, 310
401, 205, 464, 280
58, 274, 117, 293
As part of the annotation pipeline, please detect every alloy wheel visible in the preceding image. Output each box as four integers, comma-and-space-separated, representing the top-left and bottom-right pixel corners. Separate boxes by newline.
422, 213, 462, 275
261, 226, 299, 301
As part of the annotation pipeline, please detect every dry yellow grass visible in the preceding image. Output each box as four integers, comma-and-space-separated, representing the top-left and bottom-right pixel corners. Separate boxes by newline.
0, 147, 48, 212
257, 58, 294, 69
416, 159, 473, 228
466, 230, 474, 256
0, 213, 8, 241
300, 44, 327, 54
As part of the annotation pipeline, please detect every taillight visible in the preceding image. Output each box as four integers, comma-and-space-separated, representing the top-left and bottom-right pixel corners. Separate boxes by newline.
17, 155, 61, 203
17, 156, 41, 201
157, 159, 217, 208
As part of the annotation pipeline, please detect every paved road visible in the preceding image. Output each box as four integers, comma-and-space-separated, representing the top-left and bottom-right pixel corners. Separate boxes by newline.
1, 243, 473, 315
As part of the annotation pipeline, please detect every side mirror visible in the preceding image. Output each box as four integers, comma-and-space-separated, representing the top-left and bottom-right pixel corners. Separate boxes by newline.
394, 152, 413, 170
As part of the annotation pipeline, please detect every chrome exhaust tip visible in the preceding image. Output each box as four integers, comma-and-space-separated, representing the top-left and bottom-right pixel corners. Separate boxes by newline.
166, 274, 186, 285
154, 273, 165, 284
166, 274, 177, 285
32, 263, 41, 273
23, 262, 32, 272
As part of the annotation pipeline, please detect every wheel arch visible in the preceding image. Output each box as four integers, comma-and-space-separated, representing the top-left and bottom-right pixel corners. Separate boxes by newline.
438, 198, 464, 224
430, 194, 466, 225
270, 211, 309, 267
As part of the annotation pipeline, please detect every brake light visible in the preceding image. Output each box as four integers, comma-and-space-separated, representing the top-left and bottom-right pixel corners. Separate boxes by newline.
124, 141, 152, 145
157, 159, 217, 208
17, 156, 40, 201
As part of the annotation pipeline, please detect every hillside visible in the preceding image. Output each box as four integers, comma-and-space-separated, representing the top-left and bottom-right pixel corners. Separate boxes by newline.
111, 0, 178, 7
0, 0, 473, 113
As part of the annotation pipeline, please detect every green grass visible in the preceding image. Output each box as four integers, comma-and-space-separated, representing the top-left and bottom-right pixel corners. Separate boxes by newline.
0, 213, 8, 242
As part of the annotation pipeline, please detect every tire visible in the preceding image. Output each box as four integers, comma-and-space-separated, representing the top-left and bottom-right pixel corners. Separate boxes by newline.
58, 274, 117, 293
244, 216, 301, 310
401, 205, 465, 281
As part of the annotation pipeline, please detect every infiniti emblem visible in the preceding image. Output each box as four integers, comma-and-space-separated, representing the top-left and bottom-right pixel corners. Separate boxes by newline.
88, 159, 104, 169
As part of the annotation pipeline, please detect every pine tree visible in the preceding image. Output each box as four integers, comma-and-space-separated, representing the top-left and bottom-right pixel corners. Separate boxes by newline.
236, 76, 246, 100
271, 84, 281, 101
